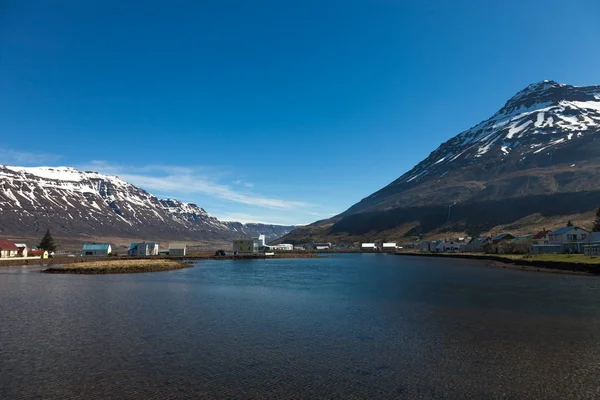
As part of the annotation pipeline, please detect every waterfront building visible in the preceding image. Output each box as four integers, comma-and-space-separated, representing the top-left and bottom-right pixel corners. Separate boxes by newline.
361, 243, 377, 251
0, 239, 19, 258
82, 243, 112, 257
548, 226, 591, 254
128, 242, 159, 256
168, 243, 187, 256
382, 243, 397, 251
233, 238, 259, 254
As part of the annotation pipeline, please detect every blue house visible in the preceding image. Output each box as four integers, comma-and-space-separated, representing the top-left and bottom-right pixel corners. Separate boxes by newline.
548, 226, 591, 253
82, 243, 112, 257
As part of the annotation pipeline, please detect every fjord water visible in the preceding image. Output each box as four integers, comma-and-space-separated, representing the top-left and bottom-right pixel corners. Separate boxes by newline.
2, 254, 600, 399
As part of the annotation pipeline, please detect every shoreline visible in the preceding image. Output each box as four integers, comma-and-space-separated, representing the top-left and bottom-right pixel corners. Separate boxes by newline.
394, 252, 600, 275
41, 259, 191, 274
0, 252, 318, 269
484, 260, 594, 275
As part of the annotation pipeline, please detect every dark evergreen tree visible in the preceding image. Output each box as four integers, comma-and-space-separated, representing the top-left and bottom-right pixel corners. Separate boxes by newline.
567, 220, 574, 227
594, 208, 600, 232
39, 229, 57, 252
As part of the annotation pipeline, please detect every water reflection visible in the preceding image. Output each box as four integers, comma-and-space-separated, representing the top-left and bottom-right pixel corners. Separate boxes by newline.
1, 254, 600, 399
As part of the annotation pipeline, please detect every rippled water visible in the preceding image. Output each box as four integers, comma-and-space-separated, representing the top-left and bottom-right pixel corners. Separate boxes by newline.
2, 254, 600, 399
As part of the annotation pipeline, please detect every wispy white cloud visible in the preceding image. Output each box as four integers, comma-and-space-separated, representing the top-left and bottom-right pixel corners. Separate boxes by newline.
215, 212, 305, 226
1, 149, 62, 165
233, 179, 254, 188
80, 161, 312, 211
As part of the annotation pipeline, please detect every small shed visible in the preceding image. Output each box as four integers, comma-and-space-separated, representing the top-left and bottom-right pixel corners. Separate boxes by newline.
382, 243, 397, 251
29, 249, 49, 259
82, 243, 112, 257
169, 243, 187, 256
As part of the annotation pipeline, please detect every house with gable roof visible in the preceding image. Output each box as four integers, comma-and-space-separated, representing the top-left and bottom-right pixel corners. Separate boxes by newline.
82, 243, 112, 257
548, 226, 591, 254
0, 239, 19, 258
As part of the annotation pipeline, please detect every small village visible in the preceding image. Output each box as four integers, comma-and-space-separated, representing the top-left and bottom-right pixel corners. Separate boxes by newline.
1, 223, 600, 262
355, 224, 600, 257
414, 224, 600, 256
229, 223, 600, 258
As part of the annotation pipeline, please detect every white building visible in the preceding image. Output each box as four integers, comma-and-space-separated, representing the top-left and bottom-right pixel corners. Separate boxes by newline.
169, 243, 187, 256
382, 243, 397, 251
257, 234, 266, 248
82, 243, 112, 257
361, 243, 377, 251
265, 243, 293, 251
128, 242, 159, 256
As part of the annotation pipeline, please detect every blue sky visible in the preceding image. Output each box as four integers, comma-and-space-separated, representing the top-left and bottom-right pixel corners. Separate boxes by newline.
1, 1, 599, 225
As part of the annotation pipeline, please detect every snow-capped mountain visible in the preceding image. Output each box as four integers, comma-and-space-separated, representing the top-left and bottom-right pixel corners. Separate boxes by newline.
0, 165, 295, 242
394, 80, 600, 185
281, 80, 600, 242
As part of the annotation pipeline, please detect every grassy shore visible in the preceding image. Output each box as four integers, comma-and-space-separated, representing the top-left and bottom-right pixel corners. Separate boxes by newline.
395, 251, 600, 275
497, 253, 600, 264
42, 259, 190, 274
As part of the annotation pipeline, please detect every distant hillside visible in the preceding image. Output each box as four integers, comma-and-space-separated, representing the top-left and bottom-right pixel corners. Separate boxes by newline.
280, 81, 600, 243
0, 166, 295, 243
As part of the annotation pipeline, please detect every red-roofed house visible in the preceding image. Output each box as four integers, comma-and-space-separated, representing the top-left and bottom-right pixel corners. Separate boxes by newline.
532, 229, 552, 245
0, 239, 19, 258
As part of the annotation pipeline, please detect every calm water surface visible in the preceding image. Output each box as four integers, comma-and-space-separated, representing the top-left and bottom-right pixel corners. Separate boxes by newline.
2, 254, 600, 399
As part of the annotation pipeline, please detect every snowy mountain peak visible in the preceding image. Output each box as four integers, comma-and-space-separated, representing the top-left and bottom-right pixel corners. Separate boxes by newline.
394, 81, 600, 186
497, 80, 597, 117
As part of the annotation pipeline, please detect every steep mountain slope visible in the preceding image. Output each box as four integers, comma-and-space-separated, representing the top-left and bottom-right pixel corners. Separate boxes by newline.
282, 80, 600, 243
0, 166, 294, 242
